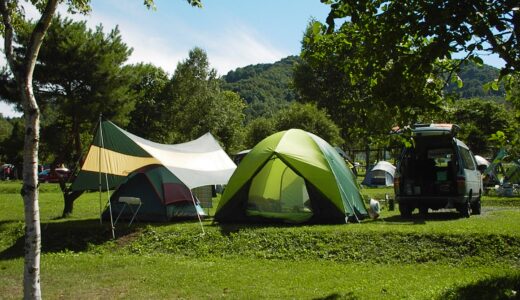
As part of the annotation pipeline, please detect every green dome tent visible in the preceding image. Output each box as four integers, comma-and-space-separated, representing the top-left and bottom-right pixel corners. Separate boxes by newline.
215, 129, 368, 224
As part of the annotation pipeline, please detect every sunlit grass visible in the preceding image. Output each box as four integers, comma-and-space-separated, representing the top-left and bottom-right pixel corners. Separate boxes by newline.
1, 181, 519, 299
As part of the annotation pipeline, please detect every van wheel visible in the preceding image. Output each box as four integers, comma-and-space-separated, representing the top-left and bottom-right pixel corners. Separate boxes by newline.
399, 203, 413, 218
471, 193, 481, 215
459, 199, 471, 218
419, 206, 428, 216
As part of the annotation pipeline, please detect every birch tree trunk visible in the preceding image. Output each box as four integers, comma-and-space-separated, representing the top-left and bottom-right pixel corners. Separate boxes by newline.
1, 0, 58, 298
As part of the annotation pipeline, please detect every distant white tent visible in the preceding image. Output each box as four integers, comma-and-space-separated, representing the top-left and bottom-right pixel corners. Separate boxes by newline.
474, 155, 490, 168
362, 161, 396, 187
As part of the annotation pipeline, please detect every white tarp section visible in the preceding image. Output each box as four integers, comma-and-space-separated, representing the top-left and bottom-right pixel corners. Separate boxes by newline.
119, 128, 237, 189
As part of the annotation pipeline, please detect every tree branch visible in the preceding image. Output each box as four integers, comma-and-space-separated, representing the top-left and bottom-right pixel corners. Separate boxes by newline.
23, 0, 58, 87
0, 0, 17, 75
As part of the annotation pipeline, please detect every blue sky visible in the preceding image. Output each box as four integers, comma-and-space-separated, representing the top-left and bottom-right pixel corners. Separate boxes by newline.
84, 0, 331, 75
1, 0, 330, 117
0, 0, 507, 117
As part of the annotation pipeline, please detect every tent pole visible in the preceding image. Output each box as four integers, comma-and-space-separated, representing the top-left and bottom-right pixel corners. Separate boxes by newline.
98, 117, 103, 225
190, 189, 205, 235
99, 116, 115, 239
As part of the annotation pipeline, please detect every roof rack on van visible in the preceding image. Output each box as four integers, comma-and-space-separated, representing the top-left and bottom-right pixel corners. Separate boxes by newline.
411, 123, 460, 137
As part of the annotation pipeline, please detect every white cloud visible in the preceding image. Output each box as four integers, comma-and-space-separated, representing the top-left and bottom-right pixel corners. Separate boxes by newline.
115, 21, 287, 75
63, 1, 287, 75
203, 25, 287, 75
4, 1, 289, 77
0, 101, 22, 118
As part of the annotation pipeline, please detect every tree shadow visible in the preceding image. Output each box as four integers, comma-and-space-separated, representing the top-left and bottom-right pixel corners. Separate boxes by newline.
438, 273, 520, 299
0, 218, 141, 260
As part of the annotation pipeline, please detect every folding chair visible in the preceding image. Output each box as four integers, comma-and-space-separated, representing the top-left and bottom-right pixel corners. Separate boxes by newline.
114, 197, 142, 226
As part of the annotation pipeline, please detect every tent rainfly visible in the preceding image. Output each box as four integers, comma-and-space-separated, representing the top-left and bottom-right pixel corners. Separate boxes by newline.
361, 161, 396, 187
214, 129, 368, 224
70, 120, 236, 233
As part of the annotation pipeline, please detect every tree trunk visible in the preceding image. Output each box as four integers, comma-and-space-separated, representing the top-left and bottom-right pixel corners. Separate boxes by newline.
20, 82, 42, 300
61, 188, 84, 218
365, 143, 370, 174
63, 195, 75, 217
1, 0, 59, 298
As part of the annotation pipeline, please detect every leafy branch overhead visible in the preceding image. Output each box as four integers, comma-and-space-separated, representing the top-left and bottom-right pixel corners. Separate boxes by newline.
322, 0, 520, 77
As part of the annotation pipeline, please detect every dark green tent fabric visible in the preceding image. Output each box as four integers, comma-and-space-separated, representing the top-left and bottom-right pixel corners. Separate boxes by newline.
103, 164, 202, 222
215, 129, 367, 224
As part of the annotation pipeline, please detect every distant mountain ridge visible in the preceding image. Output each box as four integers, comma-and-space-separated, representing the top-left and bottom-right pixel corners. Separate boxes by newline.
221, 56, 298, 120
222, 56, 505, 120
445, 60, 505, 99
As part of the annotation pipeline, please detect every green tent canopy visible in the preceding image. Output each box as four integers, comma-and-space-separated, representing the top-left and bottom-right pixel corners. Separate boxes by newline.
215, 129, 368, 224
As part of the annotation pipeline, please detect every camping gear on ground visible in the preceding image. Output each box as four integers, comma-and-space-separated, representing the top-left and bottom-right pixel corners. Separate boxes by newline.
362, 161, 396, 187
215, 129, 368, 224
368, 199, 381, 219
103, 164, 207, 223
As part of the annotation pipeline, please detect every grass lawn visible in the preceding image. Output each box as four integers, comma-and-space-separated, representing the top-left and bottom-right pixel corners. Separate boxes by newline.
1, 181, 520, 299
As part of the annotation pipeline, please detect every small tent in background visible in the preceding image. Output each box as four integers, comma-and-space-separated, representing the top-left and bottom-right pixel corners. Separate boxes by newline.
215, 129, 368, 224
103, 165, 205, 222
362, 161, 396, 187
232, 149, 251, 165
474, 155, 490, 172
474, 155, 490, 167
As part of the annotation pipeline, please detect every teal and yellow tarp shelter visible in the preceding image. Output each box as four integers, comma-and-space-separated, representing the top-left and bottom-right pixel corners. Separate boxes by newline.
215, 129, 368, 224
70, 120, 236, 192
68, 119, 236, 236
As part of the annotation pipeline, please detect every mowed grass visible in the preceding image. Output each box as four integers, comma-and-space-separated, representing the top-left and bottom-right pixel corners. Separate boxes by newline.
1, 181, 520, 299
1, 255, 519, 299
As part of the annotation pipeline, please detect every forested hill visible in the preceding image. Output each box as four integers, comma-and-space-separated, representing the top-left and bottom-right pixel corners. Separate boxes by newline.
222, 56, 298, 120
445, 61, 505, 99
222, 56, 504, 120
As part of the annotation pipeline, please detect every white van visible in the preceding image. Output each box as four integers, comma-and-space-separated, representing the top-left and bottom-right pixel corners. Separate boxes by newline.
394, 124, 483, 218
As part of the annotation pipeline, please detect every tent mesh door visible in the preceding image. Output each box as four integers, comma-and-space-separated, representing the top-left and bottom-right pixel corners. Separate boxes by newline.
247, 158, 312, 222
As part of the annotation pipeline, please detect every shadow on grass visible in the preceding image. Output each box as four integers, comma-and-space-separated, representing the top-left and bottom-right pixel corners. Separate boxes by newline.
212, 221, 314, 236
439, 273, 520, 300
313, 292, 359, 300
380, 211, 462, 224
0, 218, 141, 260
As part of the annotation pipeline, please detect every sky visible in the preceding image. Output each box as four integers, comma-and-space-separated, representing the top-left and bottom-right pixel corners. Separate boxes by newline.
0, 0, 507, 118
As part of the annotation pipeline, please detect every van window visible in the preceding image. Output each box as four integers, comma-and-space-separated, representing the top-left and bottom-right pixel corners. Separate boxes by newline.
427, 148, 453, 168
459, 147, 476, 170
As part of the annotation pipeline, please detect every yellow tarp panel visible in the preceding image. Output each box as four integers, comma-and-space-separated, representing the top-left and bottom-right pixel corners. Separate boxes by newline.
81, 145, 160, 176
